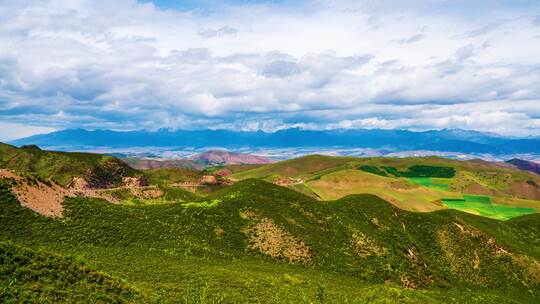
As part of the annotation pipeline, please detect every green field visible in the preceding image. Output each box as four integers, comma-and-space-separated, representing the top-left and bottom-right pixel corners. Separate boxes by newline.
442, 195, 536, 220
233, 155, 540, 220
409, 177, 450, 191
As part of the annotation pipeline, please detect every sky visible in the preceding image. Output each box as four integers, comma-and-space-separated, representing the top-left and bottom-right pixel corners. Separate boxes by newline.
1, 0, 540, 141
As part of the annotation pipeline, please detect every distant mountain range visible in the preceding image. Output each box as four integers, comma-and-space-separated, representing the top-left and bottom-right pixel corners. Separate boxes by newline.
9, 128, 540, 155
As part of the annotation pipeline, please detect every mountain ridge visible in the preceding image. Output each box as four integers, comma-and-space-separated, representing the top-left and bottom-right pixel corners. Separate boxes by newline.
9, 128, 540, 155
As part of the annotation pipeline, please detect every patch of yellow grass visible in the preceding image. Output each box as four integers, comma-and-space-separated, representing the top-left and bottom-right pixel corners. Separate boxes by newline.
306, 169, 459, 212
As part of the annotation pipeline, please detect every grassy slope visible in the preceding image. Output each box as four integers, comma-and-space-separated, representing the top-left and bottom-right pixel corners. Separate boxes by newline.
232, 155, 357, 181
0, 241, 139, 303
1, 178, 539, 303
0, 143, 137, 186
232, 155, 540, 217
306, 169, 460, 212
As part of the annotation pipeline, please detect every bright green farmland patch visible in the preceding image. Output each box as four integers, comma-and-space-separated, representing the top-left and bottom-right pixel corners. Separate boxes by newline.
442, 195, 536, 220
463, 195, 491, 204
409, 177, 450, 191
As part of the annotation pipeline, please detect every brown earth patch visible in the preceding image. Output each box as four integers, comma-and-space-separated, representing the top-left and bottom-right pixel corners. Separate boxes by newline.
200, 175, 218, 185
508, 181, 540, 200
282, 166, 299, 176
241, 210, 312, 264
67, 177, 90, 190
1, 169, 164, 217
274, 178, 302, 186
0, 169, 18, 179
1, 170, 72, 217
462, 183, 496, 196
122, 176, 149, 187
129, 187, 164, 199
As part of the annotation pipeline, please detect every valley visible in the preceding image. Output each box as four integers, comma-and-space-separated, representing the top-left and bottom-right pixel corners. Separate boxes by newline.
1, 143, 540, 303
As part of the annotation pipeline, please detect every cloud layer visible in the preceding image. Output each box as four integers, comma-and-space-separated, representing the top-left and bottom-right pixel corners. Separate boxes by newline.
1, 0, 540, 139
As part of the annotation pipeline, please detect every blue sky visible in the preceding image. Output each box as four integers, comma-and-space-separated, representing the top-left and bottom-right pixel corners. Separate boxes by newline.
0, 0, 540, 140
142, 0, 293, 10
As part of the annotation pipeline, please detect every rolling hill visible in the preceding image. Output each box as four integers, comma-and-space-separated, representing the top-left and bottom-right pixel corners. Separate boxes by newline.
232, 155, 540, 219
0, 177, 539, 303
2, 146, 540, 302
507, 159, 540, 176
189, 150, 274, 165
123, 151, 273, 171
0, 142, 138, 187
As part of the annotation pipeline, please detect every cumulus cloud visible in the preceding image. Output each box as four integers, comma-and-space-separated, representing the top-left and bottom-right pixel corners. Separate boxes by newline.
0, 0, 539, 138
393, 33, 425, 44
198, 26, 238, 38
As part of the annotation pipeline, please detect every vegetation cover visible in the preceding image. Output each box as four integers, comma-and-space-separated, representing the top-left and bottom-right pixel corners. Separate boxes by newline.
234, 155, 540, 219
0, 241, 139, 303
1, 176, 540, 303
1, 146, 540, 303
0, 143, 137, 187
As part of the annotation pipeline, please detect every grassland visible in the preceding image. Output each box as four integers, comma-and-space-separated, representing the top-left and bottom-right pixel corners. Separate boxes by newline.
232, 155, 540, 219
1, 177, 540, 303
0, 143, 137, 187
2, 147, 540, 302
442, 195, 536, 220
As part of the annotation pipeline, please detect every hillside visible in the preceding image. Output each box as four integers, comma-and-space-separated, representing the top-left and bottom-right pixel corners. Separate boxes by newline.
0, 143, 137, 187
0, 177, 539, 303
507, 159, 540, 176
123, 157, 205, 171
1, 148, 540, 302
233, 155, 540, 219
123, 151, 273, 171
0, 241, 139, 303
189, 150, 274, 165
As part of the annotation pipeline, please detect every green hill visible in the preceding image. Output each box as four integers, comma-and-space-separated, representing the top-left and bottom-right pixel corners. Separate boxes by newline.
232, 155, 540, 219
1, 177, 539, 303
0, 143, 137, 187
0, 241, 139, 303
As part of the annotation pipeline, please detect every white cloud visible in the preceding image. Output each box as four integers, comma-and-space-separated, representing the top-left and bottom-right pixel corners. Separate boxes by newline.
0, 0, 539, 138
0, 122, 57, 142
